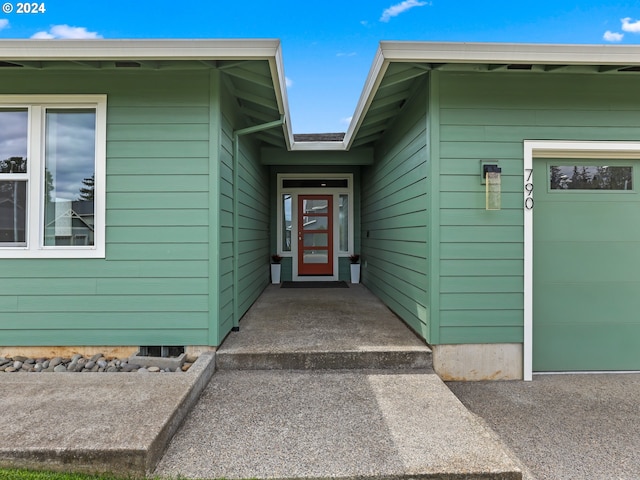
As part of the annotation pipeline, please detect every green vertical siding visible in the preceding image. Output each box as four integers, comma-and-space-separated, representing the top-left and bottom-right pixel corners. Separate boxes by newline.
437, 71, 640, 344
361, 87, 429, 339
0, 70, 212, 346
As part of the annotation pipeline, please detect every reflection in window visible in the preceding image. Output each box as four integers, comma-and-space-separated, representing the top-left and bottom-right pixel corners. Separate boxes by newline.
43, 109, 96, 246
302, 199, 328, 214
0, 109, 28, 245
550, 165, 633, 190
282, 194, 291, 251
302, 216, 328, 230
0, 181, 26, 245
339, 194, 348, 252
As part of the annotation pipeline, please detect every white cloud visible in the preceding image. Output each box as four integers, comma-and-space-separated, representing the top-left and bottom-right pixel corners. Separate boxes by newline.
603, 30, 624, 42
0, 19, 9, 30
31, 24, 102, 39
31, 31, 55, 39
622, 17, 640, 33
285, 77, 293, 88
380, 0, 429, 22
337, 52, 357, 57
341, 116, 353, 125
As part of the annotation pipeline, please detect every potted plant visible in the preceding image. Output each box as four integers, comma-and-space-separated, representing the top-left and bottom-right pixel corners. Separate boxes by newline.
349, 254, 360, 284
271, 254, 283, 284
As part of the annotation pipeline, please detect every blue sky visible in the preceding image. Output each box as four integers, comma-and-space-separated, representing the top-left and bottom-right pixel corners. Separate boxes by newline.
1, 1, 640, 132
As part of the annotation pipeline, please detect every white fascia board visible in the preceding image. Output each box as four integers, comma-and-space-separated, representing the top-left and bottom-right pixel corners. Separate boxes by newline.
0, 39, 283, 61
344, 46, 388, 150
268, 43, 294, 149
379, 41, 640, 66
290, 141, 347, 151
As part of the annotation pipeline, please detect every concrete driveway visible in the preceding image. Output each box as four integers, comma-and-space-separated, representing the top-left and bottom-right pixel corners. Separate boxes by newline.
448, 374, 640, 480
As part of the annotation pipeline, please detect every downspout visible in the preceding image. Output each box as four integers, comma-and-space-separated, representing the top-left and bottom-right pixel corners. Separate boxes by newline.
232, 116, 285, 330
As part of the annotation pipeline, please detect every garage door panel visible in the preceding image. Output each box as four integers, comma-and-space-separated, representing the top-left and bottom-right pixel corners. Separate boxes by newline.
535, 242, 640, 283
533, 323, 640, 371
535, 282, 640, 325
535, 201, 640, 242
533, 159, 640, 372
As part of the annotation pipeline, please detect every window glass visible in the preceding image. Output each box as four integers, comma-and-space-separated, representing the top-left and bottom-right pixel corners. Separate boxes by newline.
43, 109, 96, 246
302, 216, 328, 231
0, 181, 26, 245
302, 199, 328, 214
550, 165, 633, 190
0, 109, 28, 245
0, 109, 28, 174
303, 250, 328, 264
282, 194, 292, 252
339, 194, 349, 252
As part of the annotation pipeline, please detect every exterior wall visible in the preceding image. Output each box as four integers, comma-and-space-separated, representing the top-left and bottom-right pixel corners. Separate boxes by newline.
219, 82, 271, 338
361, 85, 430, 341
0, 69, 214, 346
435, 70, 640, 346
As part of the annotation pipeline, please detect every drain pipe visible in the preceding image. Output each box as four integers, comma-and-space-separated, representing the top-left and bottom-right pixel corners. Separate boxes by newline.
232, 116, 285, 330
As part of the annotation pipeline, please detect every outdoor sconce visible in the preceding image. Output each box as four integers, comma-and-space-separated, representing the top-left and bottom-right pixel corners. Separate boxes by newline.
483, 164, 502, 211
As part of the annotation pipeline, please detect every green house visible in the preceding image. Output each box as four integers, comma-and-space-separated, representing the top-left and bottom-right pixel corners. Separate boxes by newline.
2, 39, 640, 380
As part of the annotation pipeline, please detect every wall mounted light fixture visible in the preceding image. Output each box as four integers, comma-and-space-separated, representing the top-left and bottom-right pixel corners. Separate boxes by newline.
482, 164, 502, 210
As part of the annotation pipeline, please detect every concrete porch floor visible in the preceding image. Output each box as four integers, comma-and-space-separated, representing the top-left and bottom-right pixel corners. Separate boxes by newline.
215, 283, 433, 370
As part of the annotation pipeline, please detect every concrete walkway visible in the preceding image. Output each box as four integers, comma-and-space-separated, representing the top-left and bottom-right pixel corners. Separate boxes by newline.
155, 284, 523, 479
0, 284, 523, 479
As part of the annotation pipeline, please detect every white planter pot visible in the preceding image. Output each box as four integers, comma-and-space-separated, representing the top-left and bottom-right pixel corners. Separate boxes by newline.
350, 264, 360, 284
271, 264, 282, 284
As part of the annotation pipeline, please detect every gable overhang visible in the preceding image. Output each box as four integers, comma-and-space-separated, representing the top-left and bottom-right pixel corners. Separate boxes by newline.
345, 41, 640, 150
0, 39, 294, 149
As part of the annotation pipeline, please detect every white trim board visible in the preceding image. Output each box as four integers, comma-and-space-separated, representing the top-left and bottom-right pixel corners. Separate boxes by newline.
523, 140, 640, 381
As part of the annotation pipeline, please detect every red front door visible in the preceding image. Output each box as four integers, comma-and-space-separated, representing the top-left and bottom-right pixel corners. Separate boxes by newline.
298, 195, 333, 276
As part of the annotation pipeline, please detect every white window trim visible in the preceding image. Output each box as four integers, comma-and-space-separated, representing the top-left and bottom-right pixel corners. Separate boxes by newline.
277, 173, 354, 282
0, 95, 107, 259
523, 140, 640, 381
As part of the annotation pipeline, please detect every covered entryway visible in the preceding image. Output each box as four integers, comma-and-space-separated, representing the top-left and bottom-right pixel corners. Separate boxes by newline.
528, 145, 640, 373
276, 174, 354, 282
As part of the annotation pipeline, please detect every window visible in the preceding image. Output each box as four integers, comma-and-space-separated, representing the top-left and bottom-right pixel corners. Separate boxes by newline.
0, 95, 106, 258
550, 165, 633, 190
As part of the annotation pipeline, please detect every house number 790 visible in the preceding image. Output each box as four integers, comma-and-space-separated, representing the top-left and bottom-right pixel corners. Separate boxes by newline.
524, 169, 534, 210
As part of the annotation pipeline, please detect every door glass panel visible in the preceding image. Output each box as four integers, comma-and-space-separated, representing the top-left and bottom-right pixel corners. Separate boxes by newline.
302, 216, 328, 230
303, 233, 328, 247
303, 250, 328, 264
282, 194, 292, 251
0, 109, 28, 174
550, 165, 633, 190
0, 180, 27, 245
43, 109, 96, 247
339, 194, 348, 252
302, 199, 328, 214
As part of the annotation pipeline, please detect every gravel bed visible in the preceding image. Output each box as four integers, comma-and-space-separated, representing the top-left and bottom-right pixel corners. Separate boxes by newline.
0, 353, 193, 373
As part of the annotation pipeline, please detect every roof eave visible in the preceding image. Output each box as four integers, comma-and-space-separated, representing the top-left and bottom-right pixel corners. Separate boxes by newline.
0, 38, 284, 61
378, 40, 640, 66
345, 41, 640, 150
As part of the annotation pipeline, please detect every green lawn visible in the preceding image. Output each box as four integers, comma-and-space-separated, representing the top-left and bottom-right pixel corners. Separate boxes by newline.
0, 470, 143, 480
0, 469, 255, 480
